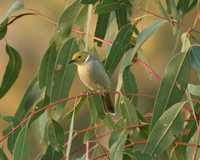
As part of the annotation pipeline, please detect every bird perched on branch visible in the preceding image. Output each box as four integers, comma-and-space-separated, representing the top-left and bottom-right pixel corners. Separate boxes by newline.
69, 51, 115, 114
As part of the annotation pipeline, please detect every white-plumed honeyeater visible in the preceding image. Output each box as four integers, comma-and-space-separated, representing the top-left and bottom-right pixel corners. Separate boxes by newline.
69, 51, 115, 114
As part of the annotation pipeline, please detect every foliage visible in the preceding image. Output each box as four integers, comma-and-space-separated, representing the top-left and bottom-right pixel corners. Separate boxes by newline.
0, 0, 200, 160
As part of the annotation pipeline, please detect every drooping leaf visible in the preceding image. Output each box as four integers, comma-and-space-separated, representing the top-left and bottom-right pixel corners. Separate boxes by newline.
50, 38, 79, 118
109, 131, 128, 160
115, 8, 129, 29
123, 66, 138, 106
0, 114, 14, 123
116, 20, 167, 99
58, 1, 82, 36
186, 130, 200, 159
119, 96, 138, 125
188, 84, 200, 97
144, 102, 186, 157
81, 0, 97, 4
88, 95, 105, 121
0, 18, 8, 40
177, 0, 197, 15
151, 51, 191, 127
13, 124, 29, 160
190, 46, 200, 74
105, 24, 134, 76
94, 13, 111, 46
0, 44, 22, 99
124, 150, 153, 160
47, 119, 65, 147
1, 0, 24, 22
0, 148, 8, 160
14, 78, 42, 123
39, 42, 57, 91
41, 145, 63, 160
95, 1, 131, 14
75, 5, 88, 30
6, 79, 42, 153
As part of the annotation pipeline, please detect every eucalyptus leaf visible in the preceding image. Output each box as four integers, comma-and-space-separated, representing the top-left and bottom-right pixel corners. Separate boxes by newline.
0, 148, 8, 160
13, 124, 29, 160
0, 18, 8, 40
39, 42, 57, 91
59, 1, 82, 36
186, 130, 200, 159
94, 13, 110, 46
109, 131, 127, 160
190, 46, 200, 74
123, 66, 138, 106
188, 84, 200, 97
116, 20, 167, 100
47, 119, 65, 147
41, 145, 63, 160
0, 44, 22, 99
144, 102, 186, 157
95, 1, 131, 14
81, 0, 97, 4
151, 52, 191, 127
105, 24, 134, 76
1, 0, 24, 22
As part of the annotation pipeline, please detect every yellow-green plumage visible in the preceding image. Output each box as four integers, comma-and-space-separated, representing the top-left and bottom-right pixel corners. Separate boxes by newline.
69, 51, 115, 114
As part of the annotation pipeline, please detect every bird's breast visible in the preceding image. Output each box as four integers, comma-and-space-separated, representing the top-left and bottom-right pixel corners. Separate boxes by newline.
77, 62, 100, 90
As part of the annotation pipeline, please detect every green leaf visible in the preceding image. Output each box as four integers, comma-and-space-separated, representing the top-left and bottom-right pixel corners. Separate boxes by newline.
186, 130, 200, 159
105, 24, 134, 76
14, 79, 42, 123
119, 96, 138, 125
88, 95, 105, 121
177, 0, 197, 15
39, 42, 57, 90
124, 150, 153, 160
58, 1, 82, 36
1, 0, 24, 22
115, 8, 129, 29
116, 20, 167, 99
48, 119, 65, 147
0, 114, 14, 123
151, 51, 191, 127
50, 38, 79, 118
123, 66, 138, 106
188, 84, 200, 97
13, 124, 29, 160
95, 1, 131, 14
0, 18, 8, 40
0, 148, 8, 160
6, 79, 42, 153
81, 0, 97, 4
94, 13, 110, 46
144, 102, 186, 157
75, 5, 88, 30
190, 46, 200, 74
0, 44, 22, 99
41, 145, 63, 160
109, 131, 127, 160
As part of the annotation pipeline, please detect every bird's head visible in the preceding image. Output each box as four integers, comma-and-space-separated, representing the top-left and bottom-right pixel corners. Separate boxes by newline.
69, 51, 89, 65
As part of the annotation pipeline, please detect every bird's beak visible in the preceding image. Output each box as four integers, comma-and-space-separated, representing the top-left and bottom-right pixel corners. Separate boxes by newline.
68, 59, 75, 64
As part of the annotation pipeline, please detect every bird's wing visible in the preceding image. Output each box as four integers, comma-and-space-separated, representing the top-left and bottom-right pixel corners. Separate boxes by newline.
89, 59, 111, 90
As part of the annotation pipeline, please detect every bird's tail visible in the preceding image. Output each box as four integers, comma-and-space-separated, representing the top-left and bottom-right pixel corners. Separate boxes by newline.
101, 92, 115, 114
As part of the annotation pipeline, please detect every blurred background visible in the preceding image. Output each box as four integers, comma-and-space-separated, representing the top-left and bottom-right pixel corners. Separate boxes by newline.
0, 0, 199, 158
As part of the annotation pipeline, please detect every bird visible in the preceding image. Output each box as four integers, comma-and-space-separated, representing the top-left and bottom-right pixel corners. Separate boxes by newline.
69, 51, 115, 114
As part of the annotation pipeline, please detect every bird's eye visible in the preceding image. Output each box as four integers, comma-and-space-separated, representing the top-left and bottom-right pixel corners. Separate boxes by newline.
78, 56, 81, 58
